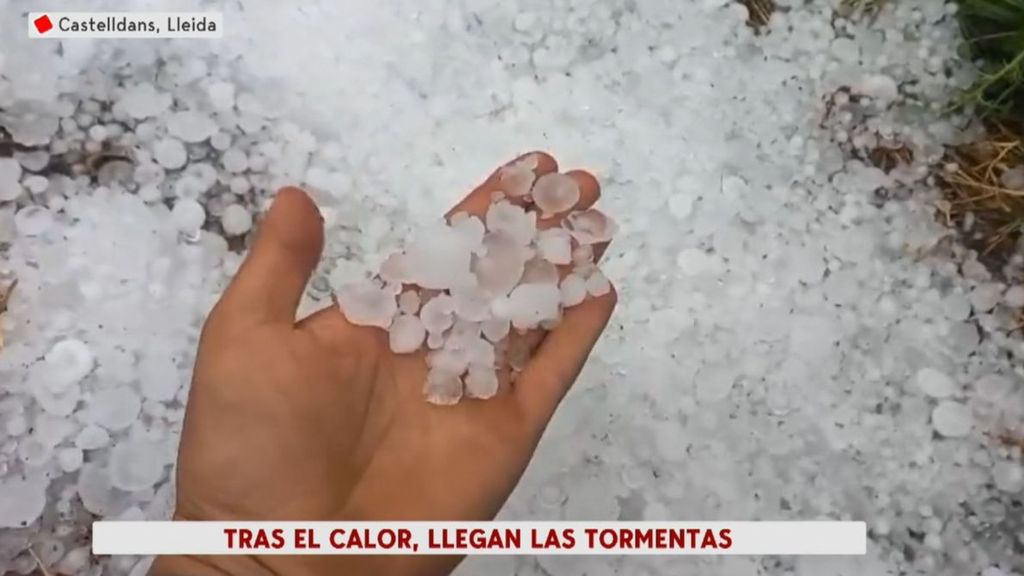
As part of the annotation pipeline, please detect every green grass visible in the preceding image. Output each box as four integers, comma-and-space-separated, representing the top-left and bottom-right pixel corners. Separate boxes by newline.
956, 0, 1024, 122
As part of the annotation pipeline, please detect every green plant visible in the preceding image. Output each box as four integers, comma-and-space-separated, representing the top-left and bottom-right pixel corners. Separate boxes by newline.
957, 0, 1024, 122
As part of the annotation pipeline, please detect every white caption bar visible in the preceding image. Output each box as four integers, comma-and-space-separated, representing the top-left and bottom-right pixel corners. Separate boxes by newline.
28, 12, 222, 39
93, 521, 867, 556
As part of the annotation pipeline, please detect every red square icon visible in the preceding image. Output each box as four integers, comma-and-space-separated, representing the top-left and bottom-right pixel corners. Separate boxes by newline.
34, 14, 53, 34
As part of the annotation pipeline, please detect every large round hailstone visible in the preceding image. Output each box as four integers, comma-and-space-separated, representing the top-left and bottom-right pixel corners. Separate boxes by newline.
915, 367, 955, 399
221, 204, 253, 236
153, 137, 188, 170
931, 400, 972, 438
0, 477, 45, 527
138, 353, 181, 402
992, 461, 1023, 493
171, 198, 206, 233
473, 232, 527, 297
120, 82, 171, 119
75, 425, 111, 450
88, 387, 142, 431
451, 215, 486, 252
465, 366, 499, 399
559, 273, 587, 306
502, 283, 561, 330
420, 294, 456, 334
585, 270, 611, 296
532, 173, 580, 216
42, 338, 95, 393
221, 148, 248, 173
77, 462, 119, 515
13, 205, 53, 236
110, 439, 167, 491
423, 369, 463, 406
451, 286, 491, 322
337, 281, 398, 328
398, 291, 421, 314
486, 201, 537, 246
0, 157, 24, 201
404, 226, 474, 290
207, 81, 236, 109
537, 228, 572, 265
521, 257, 559, 285
856, 73, 899, 102
975, 373, 1013, 401
564, 208, 617, 245
166, 110, 217, 143
389, 314, 427, 353
497, 160, 536, 198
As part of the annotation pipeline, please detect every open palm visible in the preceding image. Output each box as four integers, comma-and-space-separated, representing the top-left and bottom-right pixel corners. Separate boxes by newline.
152, 153, 616, 576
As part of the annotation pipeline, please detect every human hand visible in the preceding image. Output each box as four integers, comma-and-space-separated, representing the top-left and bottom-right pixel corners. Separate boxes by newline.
150, 152, 617, 576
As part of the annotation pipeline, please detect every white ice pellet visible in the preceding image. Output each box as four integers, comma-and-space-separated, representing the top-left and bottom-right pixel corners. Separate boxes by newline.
423, 369, 463, 406
856, 74, 899, 102
0, 477, 45, 527
931, 400, 972, 438
0, 157, 24, 201
57, 447, 84, 472
120, 83, 171, 119
521, 257, 559, 286
4, 414, 27, 436
537, 228, 572, 265
914, 367, 955, 399
585, 270, 611, 297
171, 198, 206, 232
398, 291, 421, 314
206, 81, 236, 110
154, 137, 188, 170
389, 314, 427, 353
486, 201, 537, 246
75, 425, 111, 450
420, 294, 456, 333
41, 338, 95, 393
110, 439, 166, 491
498, 160, 537, 198
167, 110, 217, 143
222, 148, 248, 173
992, 461, 1023, 493
23, 174, 49, 194
565, 208, 616, 245
87, 387, 142, 431
504, 283, 561, 330
532, 173, 580, 217
451, 286, 491, 322
138, 353, 180, 402
474, 232, 527, 296
1004, 285, 1024, 308
970, 283, 1003, 312
337, 280, 398, 328
221, 204, 253, 235
14, 206, 55, 236
465, 366, 499, 399
229, 175, 251, 195
404, 226, 474, 289
481, 317, 510, 343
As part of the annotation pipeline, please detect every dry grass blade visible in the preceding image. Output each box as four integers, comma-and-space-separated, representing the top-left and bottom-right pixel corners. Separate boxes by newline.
739, 0, 775, 29
27, 546, 52, 576
935, 123, 1024, 270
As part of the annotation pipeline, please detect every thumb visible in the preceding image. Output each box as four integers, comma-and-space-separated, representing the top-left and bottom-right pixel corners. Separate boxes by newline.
213, 186, 324, 328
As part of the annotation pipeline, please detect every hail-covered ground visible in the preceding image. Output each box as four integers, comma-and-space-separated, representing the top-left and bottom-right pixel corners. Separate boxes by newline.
0, 0, 1022, 575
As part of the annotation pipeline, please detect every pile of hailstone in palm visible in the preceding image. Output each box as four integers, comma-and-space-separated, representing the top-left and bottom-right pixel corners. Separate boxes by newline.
0, 0, 1023, 576
338, 155, 614, 404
